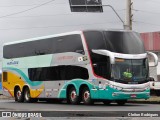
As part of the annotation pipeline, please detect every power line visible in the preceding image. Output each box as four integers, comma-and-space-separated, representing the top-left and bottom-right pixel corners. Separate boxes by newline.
0, 0, 56, 19
0, 9, 125, 19
0, 9, 125, 20
147, 0, 160, 4
133, 9, 160, 14
133, 21, 160, 27
0, 3, 66, 7
145, 0, 160, 4
0, 21, 121, 30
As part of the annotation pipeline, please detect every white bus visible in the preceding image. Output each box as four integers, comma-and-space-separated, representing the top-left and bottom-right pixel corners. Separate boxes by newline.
0, 70, 2, 94
2, 30, 158, 105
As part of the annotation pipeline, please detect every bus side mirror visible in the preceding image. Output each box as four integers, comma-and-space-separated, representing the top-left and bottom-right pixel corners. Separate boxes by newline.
147, 52, 158, 67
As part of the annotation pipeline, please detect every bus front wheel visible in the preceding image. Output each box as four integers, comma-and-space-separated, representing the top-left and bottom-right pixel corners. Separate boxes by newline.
67, 87, 79, 105
82, 87, 93, 105
15, 87, 24, 102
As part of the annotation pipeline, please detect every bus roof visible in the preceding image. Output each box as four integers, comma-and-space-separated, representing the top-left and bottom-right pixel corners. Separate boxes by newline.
3, 29, 136, 46
3, 31, 82, 46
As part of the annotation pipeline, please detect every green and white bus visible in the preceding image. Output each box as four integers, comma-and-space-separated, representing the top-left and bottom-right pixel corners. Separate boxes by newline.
2, 30, 158, 105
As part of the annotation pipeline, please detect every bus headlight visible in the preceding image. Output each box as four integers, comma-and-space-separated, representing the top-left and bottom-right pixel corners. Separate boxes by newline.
116, 86, 123, 91
145, 87, 150, 90
112, 92, 118, 96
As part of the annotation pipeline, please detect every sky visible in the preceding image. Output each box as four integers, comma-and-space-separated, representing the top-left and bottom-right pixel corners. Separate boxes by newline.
0, 0, 160, 60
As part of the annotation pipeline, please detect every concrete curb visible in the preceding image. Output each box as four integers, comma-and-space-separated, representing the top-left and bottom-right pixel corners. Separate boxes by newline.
128, 100, 160, 104
128, 96, 160, 104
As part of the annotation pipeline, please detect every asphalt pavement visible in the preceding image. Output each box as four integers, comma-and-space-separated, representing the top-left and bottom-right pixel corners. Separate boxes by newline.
0, 100, 160, 111
0, 100, 160, 119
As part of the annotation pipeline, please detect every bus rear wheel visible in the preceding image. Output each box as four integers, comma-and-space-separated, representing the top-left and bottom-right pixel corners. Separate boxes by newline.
116, 100, 127, 106
15, 87, 24, 102
67, 87, 79, 105
82, 87, 93, 105
24, 87, 37, 103
24, 87, 31, 103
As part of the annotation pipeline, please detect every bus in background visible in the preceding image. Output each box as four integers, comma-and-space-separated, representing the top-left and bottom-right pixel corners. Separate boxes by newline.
0, 70, 2, 94
2, 30, 158, 105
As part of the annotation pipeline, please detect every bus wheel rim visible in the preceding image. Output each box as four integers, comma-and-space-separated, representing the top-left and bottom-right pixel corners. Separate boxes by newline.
84, 91, 90, 101
17, 91, 21, 99
71, 91, 76, 101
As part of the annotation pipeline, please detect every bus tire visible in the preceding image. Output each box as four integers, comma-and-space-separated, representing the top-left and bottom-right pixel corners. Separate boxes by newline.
24, 87, 33, 103
15, 87, 24, 102
116, 100, 127, 106
67, 87, 79, 105
82, 87, 93, 105
103, 100, 112, 105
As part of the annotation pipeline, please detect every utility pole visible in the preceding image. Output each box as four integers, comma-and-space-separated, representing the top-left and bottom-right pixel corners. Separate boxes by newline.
124, 0, 133, 30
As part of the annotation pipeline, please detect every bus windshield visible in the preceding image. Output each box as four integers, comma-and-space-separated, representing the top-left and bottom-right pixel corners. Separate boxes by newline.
84, 30, 148, 82
104, 31, 145, 54
84, 30, 145, 54
111, 58, 149, 83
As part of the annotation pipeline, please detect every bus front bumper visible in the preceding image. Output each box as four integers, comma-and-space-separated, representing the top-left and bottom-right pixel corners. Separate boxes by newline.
110, 91, 150, 100
91, 88, 150, 100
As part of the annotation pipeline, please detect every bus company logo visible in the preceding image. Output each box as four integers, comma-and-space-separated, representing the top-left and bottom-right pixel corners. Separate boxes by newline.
7, 60, 19, 65
1, 112, 42, 118
57, 56, 74, 61
2, 112, 11, 117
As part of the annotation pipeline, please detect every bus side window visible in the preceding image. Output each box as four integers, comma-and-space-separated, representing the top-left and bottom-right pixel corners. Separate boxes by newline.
3, 72, 7, 82
28, 66, 89, 81
91, 53, 111, 79
55, 35, 84, 55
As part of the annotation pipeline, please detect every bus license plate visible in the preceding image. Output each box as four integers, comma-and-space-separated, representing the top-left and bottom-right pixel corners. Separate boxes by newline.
131, 94, 137, 98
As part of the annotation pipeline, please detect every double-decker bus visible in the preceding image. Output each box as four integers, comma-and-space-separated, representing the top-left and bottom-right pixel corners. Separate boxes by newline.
2, 30, 158, 105
0, 70, 2, 94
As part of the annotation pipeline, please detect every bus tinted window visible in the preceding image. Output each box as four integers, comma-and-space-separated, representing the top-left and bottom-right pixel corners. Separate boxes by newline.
55, 34, 84, 54
3, 72, 7, 82
83, 31, 106, 50
91, 53, 111, 79
3, 34, 84, 59
84, 30, 145, 54
104, 31, 145, 54
28, 66, 89, 81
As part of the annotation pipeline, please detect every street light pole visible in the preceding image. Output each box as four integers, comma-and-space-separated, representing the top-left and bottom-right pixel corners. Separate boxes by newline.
102, 5, 124, 27
70, 4, 125, 29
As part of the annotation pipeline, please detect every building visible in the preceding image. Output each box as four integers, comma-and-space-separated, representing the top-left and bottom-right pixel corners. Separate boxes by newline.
141, 32, 160, 81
